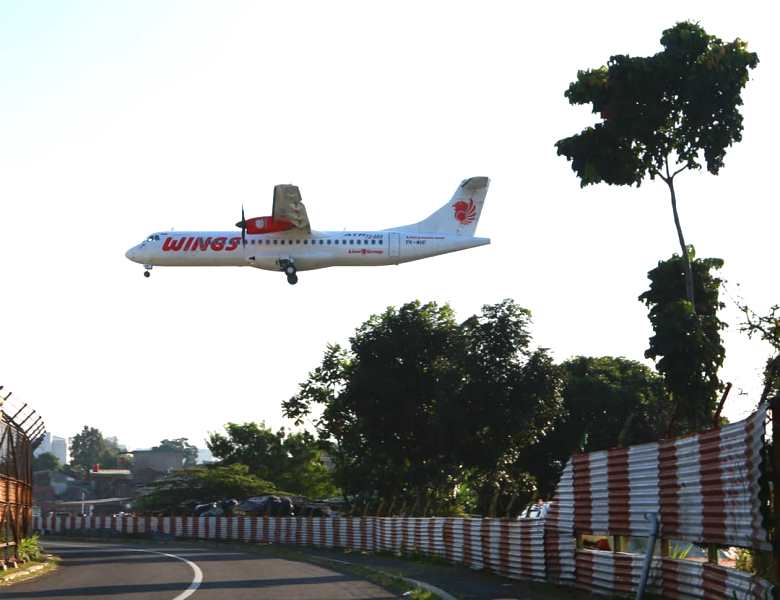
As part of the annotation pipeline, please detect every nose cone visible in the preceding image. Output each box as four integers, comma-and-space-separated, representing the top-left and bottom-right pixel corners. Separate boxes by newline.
126, 246, 140, 263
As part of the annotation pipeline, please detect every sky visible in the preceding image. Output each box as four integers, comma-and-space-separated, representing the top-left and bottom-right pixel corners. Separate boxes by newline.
1, 1, 777, 453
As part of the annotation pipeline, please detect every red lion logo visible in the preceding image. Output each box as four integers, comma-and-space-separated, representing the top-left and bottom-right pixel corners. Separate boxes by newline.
452, 198, 476, 225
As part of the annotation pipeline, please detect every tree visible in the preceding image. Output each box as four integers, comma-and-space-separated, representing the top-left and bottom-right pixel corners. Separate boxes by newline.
639, 253, 726, 433
457, 300, 563, 514
207, 423, 337, 499
70, 426, 121, 470
738, 303, 780, 401
555, 22, 758, 307
528, 356, 668, 496
152, 438, 198, 467
284, 301, 466, 511
283, 299, 564, 515
133, 464, 276, 514
33, 452, 61, 472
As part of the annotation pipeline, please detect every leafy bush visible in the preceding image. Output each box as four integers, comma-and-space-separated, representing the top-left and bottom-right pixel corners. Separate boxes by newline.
668, 542, 693, 560
735, 548, 754, 573
18, 535, 43, 562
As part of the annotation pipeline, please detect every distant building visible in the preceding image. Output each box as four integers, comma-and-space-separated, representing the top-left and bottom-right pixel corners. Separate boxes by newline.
51, 436, 68, 464
131, 449, 185, 473
34, 433, 68, 465
89, 467, 134, 499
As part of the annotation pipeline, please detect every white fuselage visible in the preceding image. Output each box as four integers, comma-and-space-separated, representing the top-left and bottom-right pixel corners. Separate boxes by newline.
126, 229, 490, 272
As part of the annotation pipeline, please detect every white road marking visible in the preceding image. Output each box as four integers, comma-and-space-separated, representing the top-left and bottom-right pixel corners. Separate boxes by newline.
137, 549, 203, 600
43, 543, 204, 600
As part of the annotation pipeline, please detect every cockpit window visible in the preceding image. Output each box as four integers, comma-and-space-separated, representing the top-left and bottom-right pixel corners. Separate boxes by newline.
146, 234, 161, 242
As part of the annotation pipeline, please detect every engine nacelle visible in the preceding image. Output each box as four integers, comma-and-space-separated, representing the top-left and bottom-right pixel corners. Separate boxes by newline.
240, 216, 295, 234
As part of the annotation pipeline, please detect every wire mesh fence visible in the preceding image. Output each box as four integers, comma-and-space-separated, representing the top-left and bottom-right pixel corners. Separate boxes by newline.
0, 387, 42, 565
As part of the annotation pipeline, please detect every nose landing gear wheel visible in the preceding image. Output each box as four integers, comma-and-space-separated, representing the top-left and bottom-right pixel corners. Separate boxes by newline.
287, 273, 298, 285
144, 271, 151, 278
284, 264, 296, 276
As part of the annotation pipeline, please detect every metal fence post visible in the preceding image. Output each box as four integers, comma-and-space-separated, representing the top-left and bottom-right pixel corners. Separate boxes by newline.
636, 512, 659, 600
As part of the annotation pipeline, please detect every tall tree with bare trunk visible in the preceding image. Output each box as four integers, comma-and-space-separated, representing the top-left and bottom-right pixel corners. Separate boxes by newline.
556, 21, 758, 310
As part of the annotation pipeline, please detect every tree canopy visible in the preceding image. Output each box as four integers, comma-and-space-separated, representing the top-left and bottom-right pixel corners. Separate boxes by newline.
739, 303, 780, 401
283, 299, 563, 515
207, 422, 337, 499
526, 356, 669, 496
32, 452, 61, 472
639, 252, 726, 433
70, 426, 123, 470
555, 22, 758, 305
133, 464, 276, 514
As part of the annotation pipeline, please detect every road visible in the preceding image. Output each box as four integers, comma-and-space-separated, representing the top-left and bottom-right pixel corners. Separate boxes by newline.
1, 540, 397, 600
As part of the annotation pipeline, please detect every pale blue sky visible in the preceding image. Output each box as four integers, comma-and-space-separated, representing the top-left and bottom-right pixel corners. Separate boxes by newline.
1, 1, 777, 451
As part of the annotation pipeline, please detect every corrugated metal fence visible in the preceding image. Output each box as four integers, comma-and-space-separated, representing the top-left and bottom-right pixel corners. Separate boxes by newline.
546, 401, 773, 599
34, 402, 774, 598
34, 514, 547, 582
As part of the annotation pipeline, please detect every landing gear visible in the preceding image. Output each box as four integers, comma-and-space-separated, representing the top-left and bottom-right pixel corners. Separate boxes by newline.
143, 265, 153, 278
144, 271, 150, 278
280, 259, 298, 285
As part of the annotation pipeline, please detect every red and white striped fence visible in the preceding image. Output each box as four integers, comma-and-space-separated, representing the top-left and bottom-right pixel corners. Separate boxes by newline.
33, 514, 547, 582
546, 402, 770, 550
34, 403, 773, 599
545, 401, 773, 599
573, 551, 773, 600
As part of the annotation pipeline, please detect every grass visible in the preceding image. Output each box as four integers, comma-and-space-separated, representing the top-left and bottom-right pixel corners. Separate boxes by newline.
0, 555, 60, 587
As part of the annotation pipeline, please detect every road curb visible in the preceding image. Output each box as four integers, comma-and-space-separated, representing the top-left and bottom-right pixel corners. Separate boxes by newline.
0, 556, 57, 585
306, 554, 457, 600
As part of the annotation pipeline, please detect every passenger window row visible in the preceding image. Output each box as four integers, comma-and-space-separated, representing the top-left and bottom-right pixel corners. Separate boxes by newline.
246, 238, 384, 246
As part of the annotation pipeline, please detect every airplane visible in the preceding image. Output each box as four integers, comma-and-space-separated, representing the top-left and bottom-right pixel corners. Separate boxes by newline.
125, 177, 490, 285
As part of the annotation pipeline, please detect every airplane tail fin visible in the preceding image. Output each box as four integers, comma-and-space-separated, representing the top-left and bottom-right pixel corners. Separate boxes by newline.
392, 177, 490, 236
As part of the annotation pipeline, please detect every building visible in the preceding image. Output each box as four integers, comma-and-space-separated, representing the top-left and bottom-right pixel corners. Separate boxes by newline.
131, 449, 186, 473
51, 436, 68, 464
33, 433, 69, 464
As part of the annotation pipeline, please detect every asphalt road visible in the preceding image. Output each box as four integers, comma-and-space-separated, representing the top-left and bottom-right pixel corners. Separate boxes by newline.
1, 540, 397, 600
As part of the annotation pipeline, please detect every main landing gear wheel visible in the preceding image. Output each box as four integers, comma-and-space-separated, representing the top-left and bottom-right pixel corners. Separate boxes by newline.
279, 259, 297, 284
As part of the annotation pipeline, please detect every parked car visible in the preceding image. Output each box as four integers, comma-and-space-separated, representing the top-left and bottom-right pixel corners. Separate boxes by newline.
517, 501, 550, 519
235, 495, 295, 517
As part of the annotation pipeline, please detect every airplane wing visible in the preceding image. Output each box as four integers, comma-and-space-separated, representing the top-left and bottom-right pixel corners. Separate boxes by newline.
273, 184, 311, 233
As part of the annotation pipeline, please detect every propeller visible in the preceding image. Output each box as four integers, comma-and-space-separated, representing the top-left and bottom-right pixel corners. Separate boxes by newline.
237, 205, 246, 246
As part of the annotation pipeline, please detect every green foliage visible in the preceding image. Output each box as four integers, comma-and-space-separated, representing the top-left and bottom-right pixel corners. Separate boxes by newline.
283, 299, 563, 515
639, 253, 726, 433
207, 422, 337, 499
133, 464, 276, 513
152, 438, 199, 467
70, 426, 123, 470
18, 535, 43, 562
528, 356, 669, 497
556, 21, 758, 185
406, 589, 437, 600
556, 22, 758, 306
668, 542, 693, 560
32, 452, 61, 472
738, 303, 780, 400
735, 548, 754, 573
